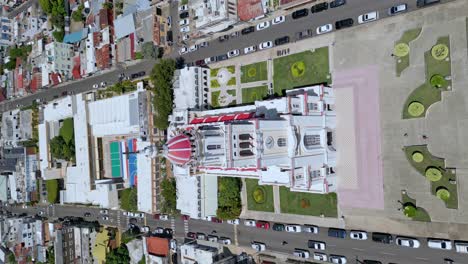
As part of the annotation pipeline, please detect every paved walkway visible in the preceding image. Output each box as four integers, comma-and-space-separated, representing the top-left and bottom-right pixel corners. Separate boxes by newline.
272, 186, 280, 214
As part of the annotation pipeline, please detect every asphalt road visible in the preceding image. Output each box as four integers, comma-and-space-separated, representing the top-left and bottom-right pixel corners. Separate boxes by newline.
7, 0, 38, 19
4, 204, 467, 264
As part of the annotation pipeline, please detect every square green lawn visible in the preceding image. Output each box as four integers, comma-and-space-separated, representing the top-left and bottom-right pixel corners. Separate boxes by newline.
242, 86, 269, 104
59, 118, 74, 144
45, 180, 59, 203
245, 179, 274, 212
119, 188, 138, 211
279, 187, 337, 217
273, 47, 330, 95
241, 61, 268, 83
211, 91, 220, 108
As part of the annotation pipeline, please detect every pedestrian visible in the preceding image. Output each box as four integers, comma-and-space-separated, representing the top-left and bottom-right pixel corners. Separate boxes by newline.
391, 53, 395, 57
282, 241, 288, 245
422, 134, 427, 139
211, 230, 217, 234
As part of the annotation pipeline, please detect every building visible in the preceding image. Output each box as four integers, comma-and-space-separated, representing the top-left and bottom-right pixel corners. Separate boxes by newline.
44, 42, 75, 81
173, 67, 210, 111
180, 241, 229, 264
165, 84, 337, 215
143, 236, 170, 263
0, 17, 13, 47
54, 225, 94, 264
1, 109, 33, 147
191, 0, 238, 34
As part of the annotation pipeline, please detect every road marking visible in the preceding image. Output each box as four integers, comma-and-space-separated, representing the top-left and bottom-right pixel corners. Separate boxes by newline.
352, 248, 365, 251
415, 257, 429, 261
171, 217, 176, 231
234, 224, 238, 246
380, 252, 395, 256
184, 220, 189, 234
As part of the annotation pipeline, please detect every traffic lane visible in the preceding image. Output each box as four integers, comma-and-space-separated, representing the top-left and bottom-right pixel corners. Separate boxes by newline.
188, 219, 235, 239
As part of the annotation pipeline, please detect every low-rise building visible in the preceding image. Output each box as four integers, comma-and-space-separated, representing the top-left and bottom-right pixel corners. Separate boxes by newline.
143, 236, 170, 263
0, 16, 13, 47
191, 0, 238, 34
1, 109, 33, 147
44, 42, 75, 81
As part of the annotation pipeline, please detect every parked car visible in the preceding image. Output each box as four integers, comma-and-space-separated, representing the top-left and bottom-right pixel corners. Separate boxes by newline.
131, 71, 146, 79
211, 217, 223, 223
207, 235, 218, 242
179, 46, 188, 55
188, 44, 198, 52
128, 212, 135, 217
92, 84, 99, 89
38, 211, 44, 216
296, 29, 312, 39
256, 221, 270, 229
259, 41, 273, 50
350, 230, 368, 240
244, 45, 257, 54
251, 242, 266, 252
272, 223, 285, 231
427, 239, 452, 250
329, 255, 347, 264
218, 35, 229, 42
272, 15, 285, 25
179, 11, 189, 19
182, 34, 190, 41
227, 219, 240, 225
292, 8, 308, 19
388, 4, 407, 15
293, 249, 310, 258
285, 224, 301, 233
179, 19, 189, 26
362, 261, 382, 264
455, 241, 468, 253
328, 228, 346, 238
141, 226, 150, 233
227, 49, 240, 58
195, 59, 206, 66
313, 252, 327, 261
311, 2, 328, 13
256, 21, 270, 31
244, 219, 256, 227
230, 31, 240, 38
102, 216, 109, 220
330, 0, 346, 8
170, 239, 177, 250
358, 11, 378, 24
100, 209, 108, 214
274, 36, 290, 46
179, 4, 188, 12
153, 227, 164, 234
241, 26, 255, 35
137, 213, 145, 218
204, 56, 217, 64
307, 240, 326, 250
196, 233, 206, 240
316, 24, 332, 34
416, 0, 440, 8
303, 225, 318, 233
335, 18, 354, 30
216, 54, 228, 61
199, 41, 209, 48
372, 232, 393, 244
395, 236, 420, 248
219, 237, 232, 245
180, 26, 190, 33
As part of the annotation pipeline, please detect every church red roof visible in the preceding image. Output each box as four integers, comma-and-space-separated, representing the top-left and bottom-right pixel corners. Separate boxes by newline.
164, 134, 192, 166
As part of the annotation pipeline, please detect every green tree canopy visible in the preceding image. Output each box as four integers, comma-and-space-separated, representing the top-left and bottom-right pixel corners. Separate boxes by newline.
150, 59, 176, 130
160, 178, 177, 214
141, 42, 159, 59
106, 245, 130, 264
217, 177, 242, 219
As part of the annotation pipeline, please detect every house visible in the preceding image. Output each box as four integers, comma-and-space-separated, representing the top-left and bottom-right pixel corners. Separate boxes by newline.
191, 0, 238, 34
143, 236, 169, 263
1, 109, 34, 147
44, 42, 75, 81
180, 241, 230, 264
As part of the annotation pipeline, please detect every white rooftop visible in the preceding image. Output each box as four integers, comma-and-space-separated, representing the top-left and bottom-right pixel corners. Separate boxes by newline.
137, 140, 153, 213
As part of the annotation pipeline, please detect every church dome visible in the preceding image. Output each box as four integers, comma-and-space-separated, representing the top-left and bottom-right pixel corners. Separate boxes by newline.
164, 134, 192, 166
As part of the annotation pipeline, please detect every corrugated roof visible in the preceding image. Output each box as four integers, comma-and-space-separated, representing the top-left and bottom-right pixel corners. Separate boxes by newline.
146, 237, 169, 257
114, 14, 136, 39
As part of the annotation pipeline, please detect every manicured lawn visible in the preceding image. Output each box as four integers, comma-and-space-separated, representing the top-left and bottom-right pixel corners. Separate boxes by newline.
245, 179, 274, 212
241, 61, 268, 83
401, 192, 431, 222
227, 65, 235, 74
119, 188, 138, 211
211, 91, 220, 108
273, 47, 330, 95
242, 86, 269, 104
45, 180, 59, 204
402, 36, 451, 119
227, 77, 236, 86
59, 118, 74, 144
395, 28, 421, 76
210, 79, 220, 88
210, 68, 219, 78
279, 187, 337, 217
404, 145, 457, 209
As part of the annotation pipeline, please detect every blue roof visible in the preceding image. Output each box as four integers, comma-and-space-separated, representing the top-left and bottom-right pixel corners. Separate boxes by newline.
63, 29, 88, 44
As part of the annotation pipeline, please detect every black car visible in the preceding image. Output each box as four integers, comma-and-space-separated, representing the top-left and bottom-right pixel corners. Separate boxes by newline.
216, 54, 228, 61
416, 0, 440, 7
372, 232, 393, 244
335, 18, 353, 30
292, 8, 308, 19
274, 36, 290, 46
330, 0, 346, 8
84, 212, 91, 217
179, 11, 189, 19
363, 260, 382, 264
311, 2, 328, 13
195, 59, 206, 66
131, 71, 146, 79
328, 228, 346, 238
296, 29, 311, 40
218, 35, 229, 42
241, 26, 255, 35
272, 223, 285, 231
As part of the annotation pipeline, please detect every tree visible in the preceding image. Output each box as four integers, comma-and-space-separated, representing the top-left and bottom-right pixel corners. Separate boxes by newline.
7, 252, 16, 264
141, 42, 159, 59
160, 178, 177, 214
49, 135, 75, 161
102, 2, 113, 9
5, 60, 16, 70
52, 30, 65, 42
216, 177, 242, 220
106, 245, 130, 264
39, 0, 52, 13
47, 247, 55, 264
150, 59, 176, 130
71, 10, 84, 22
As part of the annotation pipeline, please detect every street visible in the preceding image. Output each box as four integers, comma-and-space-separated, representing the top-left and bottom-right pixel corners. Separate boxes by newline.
4, 204, 467, 263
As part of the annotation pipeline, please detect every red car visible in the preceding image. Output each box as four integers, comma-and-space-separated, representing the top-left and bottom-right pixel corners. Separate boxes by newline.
181, 214, 190, 220
211, 217, 223, 223
187, 232, 196, 238
256, 221, 270, 229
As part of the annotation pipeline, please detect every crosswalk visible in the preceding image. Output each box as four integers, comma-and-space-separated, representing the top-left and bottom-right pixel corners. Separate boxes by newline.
117, 212, 121, 227
184, 219, 189, 234
234, 224, 238, 246
171, 217, 176, 231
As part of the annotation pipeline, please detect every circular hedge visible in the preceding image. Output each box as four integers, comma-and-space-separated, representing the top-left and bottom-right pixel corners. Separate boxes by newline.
431, 44, 449, 60
412, 152, 424, 163
425, 167, 442, 182
436, 187, 450, 201
394, 43, 410, 57
403, 203, 417, 218
247, 67, 257, 77
430, 74, 447, 88
291, 61, 306, 77
253, 187, 266, 204
408, 102, 425, 117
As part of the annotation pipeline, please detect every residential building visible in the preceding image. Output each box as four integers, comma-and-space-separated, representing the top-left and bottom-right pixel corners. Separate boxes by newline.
54, 225, 94, 264
1, 109, 33, 147
44, 42, 75, 81
0, 17, 13, 47
191, 0, 238, 34
180, 241, 229, 264
143, 236, 170, 263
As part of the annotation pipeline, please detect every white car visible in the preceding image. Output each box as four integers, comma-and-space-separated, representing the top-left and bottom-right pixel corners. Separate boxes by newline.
388, 4, 407, 15
179, 4, 188, 12
199, 41, 209, 48
219, 237, 231, 245
313, 252, 327, 261
207, 235, 218, 242
102, 216, 109, 220
358, 11, 378, 24
256, 21, 270, 31
251, 242, 266, 252
100, 209, 108, 214
189, 44, 198, 52
303, 225, 319, 234
293, 249, 309, 259
38, 211, 44, 216
329, 255, 347, 264
159, 214, 170, 221
244, 45, 256, 54
308, 240, 326, 250
137, 213, 145, 218
316, 24, 332, 34
427, 239, 452, 250
227, 49, 240, 58
170, 239, 177, 250
140, 226, 150, 233
396, 236, 421, 248
227, 219, 240, 225
272, 15, 285, 25
100, 81, 106, 87
350, 230, 368, 240
259, 41, 273, 50
204, 57, 216, 64
182, 34, 190, 41
92, 84, 99, 89
244, 219, 256, 226
179, 47, 188, 55
153, 227, 164, 234
179, 19, 189, 26
180, 26, 190, 33
122, 211, 128, 216
455, 241, 468, 253
285, 225, 301, 233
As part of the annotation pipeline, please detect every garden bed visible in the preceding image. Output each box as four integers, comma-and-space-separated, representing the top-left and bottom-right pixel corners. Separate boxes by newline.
245, 179, 274, 212
279, 187, 337, 217
241, 61, 268, 83
242, 86, 269, 104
